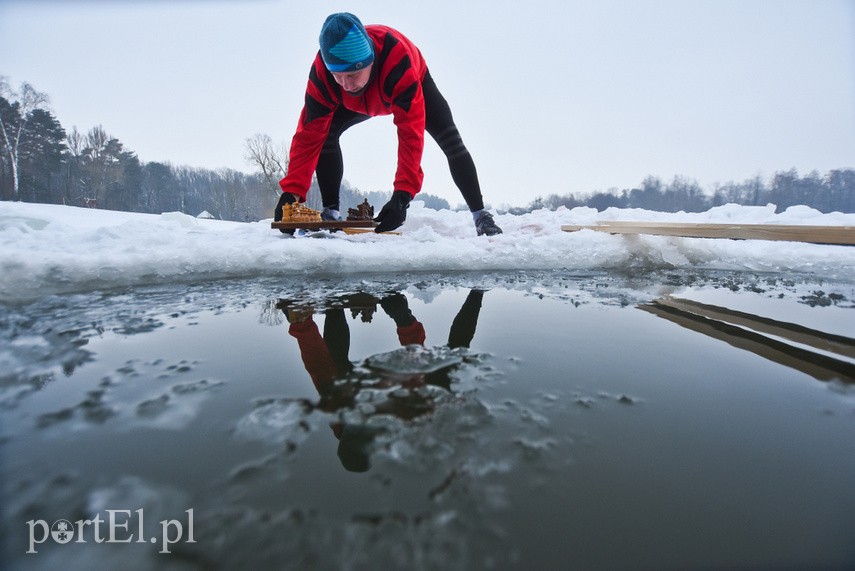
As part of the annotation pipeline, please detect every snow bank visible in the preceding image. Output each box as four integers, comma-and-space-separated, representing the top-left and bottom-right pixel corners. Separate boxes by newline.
1, 201, 853, 301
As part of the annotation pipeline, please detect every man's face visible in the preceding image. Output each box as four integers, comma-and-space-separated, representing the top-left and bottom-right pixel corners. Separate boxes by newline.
331, 63, 373, 95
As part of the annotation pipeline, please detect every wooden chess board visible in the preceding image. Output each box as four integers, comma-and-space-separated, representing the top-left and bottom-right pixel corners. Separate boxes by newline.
271, 220, 378, 231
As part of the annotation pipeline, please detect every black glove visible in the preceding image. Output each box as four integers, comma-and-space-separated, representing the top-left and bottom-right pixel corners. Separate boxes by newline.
374, 190, 411, 233
274, 192, 297, 234
380, 293, 415, 327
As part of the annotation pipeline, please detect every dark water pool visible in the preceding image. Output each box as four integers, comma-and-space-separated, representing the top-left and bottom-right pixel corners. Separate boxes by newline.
2, 270, 854, 570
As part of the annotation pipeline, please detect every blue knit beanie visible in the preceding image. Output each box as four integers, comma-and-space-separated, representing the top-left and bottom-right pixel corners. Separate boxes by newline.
319, 13, 375, 72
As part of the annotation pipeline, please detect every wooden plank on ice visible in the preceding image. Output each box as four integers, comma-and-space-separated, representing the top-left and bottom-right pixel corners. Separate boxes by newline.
651, 297, 855, 360
271, 220, 376, 231
341, 227, 401, 235
560, 222, 855, 245
638, 299, 855, 382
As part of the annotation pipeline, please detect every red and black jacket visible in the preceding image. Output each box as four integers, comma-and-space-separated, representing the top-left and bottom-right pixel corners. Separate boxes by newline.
289, 317, 426, 391
279, 25, 428, 201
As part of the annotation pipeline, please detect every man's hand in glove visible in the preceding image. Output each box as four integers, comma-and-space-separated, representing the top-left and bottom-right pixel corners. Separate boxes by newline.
374, 190, 412, 233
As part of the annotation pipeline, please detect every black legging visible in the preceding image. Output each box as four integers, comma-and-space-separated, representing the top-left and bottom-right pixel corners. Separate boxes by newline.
315, 70, 485, 212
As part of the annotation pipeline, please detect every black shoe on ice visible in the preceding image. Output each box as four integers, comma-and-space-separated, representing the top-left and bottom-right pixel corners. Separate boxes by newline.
475, 211, 503, 236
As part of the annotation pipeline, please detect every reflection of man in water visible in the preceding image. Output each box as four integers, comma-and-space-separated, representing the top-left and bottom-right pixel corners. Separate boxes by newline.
278, 290, 485, 471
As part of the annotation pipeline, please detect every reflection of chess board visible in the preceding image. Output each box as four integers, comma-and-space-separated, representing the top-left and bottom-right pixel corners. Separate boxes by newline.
350, 306, 377, 322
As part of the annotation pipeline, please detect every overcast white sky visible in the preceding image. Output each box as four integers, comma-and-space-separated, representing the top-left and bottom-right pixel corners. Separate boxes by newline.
2, 0, 854, 209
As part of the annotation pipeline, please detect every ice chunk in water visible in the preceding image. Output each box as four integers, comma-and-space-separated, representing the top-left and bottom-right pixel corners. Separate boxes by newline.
235, 399, 312, 446
364, 345, 464, 374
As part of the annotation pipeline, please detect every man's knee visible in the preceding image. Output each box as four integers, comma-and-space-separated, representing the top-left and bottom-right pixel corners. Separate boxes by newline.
433, 125, 468, 159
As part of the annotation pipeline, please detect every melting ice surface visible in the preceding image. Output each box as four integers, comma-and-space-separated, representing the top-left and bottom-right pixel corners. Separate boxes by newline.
1, 200, 855, 300
1, 202, 855, 569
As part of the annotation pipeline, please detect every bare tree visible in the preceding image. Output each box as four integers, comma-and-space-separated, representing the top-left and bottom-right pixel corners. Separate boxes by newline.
244, 133, 288, 194
0, 76, 50, 199
86, 125, 109, 159
66, 126, 84, 157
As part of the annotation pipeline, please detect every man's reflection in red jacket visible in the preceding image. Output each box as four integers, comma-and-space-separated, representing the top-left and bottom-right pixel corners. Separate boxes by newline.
278, 290, 484, 471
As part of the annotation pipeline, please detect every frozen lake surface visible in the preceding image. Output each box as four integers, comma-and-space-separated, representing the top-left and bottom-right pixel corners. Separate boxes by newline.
2, 270, 854, 570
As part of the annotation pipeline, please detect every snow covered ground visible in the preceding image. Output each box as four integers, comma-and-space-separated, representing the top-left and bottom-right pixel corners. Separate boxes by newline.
2, 199, 854, 570
1, 200, 853, 301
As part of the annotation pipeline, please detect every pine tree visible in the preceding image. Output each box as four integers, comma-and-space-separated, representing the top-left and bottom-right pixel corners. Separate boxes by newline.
18, 108, 67, 203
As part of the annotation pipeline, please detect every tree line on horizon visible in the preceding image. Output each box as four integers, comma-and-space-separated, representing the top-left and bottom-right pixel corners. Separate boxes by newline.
514, 169, 855, 215
0, 77, 450, 221
2, 77, 853, 220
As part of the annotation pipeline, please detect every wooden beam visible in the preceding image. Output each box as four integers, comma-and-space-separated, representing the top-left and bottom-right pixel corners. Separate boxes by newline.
341, 227, 401, 235
561, 222, 855, 245
651, 297, 855, 360
271, 220, 375, 231
639, 299, 855, 383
